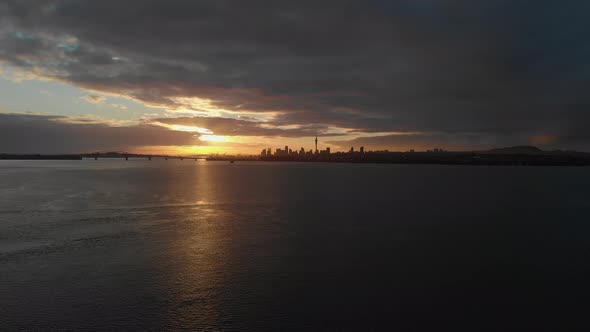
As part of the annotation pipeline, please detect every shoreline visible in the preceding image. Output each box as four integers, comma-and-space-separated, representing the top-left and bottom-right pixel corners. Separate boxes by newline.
3, 151, 590, 166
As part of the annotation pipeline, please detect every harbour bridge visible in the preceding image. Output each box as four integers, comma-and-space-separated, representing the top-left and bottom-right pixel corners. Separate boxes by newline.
83, 152, 211, 161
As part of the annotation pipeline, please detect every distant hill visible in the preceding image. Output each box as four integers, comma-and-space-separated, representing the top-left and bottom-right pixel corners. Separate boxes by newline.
484, 146, 590, 156
485, 146, 544, 154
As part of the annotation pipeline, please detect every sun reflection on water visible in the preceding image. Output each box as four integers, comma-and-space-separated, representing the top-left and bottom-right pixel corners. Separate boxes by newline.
150, 162, 233, 329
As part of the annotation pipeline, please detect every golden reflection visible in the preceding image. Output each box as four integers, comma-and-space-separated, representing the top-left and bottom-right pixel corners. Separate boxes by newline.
156, 161, 229, 328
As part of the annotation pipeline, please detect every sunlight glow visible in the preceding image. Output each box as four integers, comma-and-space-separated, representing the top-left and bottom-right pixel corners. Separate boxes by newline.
169, 97, 228, 115
168, 124, 213, 134
199, 134, 227, 142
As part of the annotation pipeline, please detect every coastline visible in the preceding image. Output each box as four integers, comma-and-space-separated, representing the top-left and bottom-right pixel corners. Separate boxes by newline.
3, 149, 590, 166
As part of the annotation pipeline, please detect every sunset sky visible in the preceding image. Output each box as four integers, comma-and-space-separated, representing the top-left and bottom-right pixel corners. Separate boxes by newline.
1, 0, 590, 155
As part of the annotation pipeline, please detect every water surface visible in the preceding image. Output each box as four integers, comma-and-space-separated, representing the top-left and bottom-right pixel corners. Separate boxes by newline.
1, 160, 589, 330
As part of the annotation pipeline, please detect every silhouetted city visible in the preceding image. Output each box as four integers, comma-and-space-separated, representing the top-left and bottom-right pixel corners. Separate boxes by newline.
249, 138, 590, 166
3, 139, 590, 166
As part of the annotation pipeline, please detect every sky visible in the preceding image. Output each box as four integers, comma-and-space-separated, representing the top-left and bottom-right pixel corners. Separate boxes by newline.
1, 0, 590, 155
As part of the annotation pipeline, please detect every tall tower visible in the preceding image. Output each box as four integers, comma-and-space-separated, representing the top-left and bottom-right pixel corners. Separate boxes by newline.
315, 136, 318, 152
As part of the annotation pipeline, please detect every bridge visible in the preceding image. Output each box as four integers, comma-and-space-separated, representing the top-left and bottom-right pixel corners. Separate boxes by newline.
82, 152, 210, 161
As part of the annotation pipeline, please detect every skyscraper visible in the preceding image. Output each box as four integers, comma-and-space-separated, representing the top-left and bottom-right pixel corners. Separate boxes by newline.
315, 136, 318, 152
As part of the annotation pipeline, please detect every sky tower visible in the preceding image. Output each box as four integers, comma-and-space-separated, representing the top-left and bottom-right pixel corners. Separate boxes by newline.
315, 136, 318, 152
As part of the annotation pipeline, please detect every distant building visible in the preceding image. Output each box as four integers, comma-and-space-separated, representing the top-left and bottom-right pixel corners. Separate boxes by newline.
360, 146, 364, 153
349, 147, 354, 153
315, 136, 318, 153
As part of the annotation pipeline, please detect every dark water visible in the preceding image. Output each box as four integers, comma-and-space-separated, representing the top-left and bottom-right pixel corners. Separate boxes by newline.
1, 160, 589, 331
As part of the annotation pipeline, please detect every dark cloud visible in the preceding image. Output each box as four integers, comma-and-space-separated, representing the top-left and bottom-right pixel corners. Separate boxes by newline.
1, 1, 590, 149
0, 113, 196, 153
153, 116, 344, 138
0, 112, 347, 154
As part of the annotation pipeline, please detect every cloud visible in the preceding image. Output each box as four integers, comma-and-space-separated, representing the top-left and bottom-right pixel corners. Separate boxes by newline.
82, 95, 106, 103
0, 112, 196, 153
110, 103, 127, 110
0, 112, 345, 154
152, 116, 345, 138
1, 1, 590, 150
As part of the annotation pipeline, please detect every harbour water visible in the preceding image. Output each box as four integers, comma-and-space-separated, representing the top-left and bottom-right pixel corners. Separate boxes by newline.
1, 160, 589, 330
